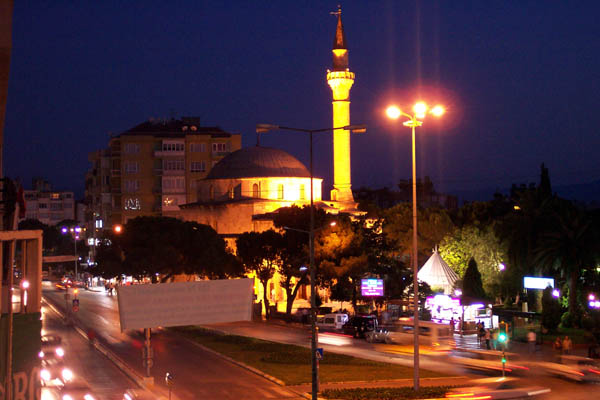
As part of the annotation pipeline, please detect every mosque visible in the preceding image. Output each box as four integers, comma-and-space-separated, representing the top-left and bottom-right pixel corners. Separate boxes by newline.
178, 8, 360, 312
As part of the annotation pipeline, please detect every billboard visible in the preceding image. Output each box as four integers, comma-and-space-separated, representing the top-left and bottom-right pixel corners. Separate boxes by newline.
361, 278, 384, 297
523, 276, 554, 290
116, 278, 254, 331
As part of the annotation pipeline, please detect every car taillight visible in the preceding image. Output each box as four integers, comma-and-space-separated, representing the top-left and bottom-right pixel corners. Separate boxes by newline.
589, 368, 600, 375
569, 369, 585, 376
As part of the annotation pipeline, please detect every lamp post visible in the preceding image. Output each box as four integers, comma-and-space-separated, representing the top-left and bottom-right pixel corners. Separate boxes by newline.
386, 102, 444, 391
62, 226, 82, 282
256, 123, 365, 400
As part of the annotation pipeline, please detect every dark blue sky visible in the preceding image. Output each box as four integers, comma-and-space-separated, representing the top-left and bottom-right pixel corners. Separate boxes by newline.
5, 1, 600, 200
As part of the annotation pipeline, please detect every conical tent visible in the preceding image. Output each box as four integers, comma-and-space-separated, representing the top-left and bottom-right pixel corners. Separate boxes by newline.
417, 248, 459, 294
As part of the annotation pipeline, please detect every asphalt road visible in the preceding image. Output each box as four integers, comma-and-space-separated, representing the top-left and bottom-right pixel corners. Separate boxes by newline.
43, 283, 596, 400
41, 301, 139, 400
42, 283, 304, 400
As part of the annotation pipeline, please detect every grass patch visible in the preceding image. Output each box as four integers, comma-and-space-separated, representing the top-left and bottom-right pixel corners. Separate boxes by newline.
172, 326, 447, 385
321, 386, 456, 399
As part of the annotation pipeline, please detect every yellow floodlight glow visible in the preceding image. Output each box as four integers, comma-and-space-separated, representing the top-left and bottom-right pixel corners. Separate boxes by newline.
431, 105, 445, 117
413, 102, 427, 119
386, 105, 402, 120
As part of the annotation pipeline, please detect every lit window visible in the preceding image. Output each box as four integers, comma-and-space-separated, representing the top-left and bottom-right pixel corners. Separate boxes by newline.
124, 198, 141, 210
277, 184, 284, 200
300, 184, 305, 200
252, 183, 259, 198
229, 187, 234, 199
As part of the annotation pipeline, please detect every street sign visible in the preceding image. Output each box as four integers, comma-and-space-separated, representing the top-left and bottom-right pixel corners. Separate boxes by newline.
316, 348, 323, 360
72, 299, 79, 312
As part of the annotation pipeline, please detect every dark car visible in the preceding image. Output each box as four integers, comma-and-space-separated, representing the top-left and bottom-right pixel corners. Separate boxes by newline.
342, 315, 378, 338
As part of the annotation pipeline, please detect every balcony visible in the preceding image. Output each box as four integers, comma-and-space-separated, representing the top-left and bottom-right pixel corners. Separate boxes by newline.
154, 149, 184, 157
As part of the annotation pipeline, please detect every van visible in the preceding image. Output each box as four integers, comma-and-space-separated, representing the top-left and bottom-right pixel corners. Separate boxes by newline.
385, 319, 454, 350
317, 313, 349, 331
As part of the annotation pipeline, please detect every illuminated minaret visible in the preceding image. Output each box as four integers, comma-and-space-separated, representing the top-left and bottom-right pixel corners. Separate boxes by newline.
327, 6, 355, 205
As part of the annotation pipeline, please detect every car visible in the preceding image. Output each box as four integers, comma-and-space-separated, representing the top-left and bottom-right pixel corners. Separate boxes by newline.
535, 355, 600, 382
445, 376, 550, 399
40, 358, 73, 387
316, 313, 349, 331
342, 315, 378, 338
365, 327, 392, 343
40, 335, 64, 360
53, 377, 97, 400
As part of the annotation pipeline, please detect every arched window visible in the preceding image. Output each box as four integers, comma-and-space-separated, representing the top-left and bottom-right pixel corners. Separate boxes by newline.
299, 184, 305, 200
277, 184, 284, 200
229, 187, 234, 199
252, 183, 259, 198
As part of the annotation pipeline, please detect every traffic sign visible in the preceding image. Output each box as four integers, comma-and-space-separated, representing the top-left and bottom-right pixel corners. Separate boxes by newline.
72, 299, 79, 312
316, 348, 323, 360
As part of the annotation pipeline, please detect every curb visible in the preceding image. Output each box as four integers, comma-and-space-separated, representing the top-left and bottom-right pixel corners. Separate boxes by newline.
42, 298, 174, 400
179, 334, 286, 387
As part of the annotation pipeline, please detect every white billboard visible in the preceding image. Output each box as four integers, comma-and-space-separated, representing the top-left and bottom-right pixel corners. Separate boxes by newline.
523, 276, 554, 290
116, 278, 254, 331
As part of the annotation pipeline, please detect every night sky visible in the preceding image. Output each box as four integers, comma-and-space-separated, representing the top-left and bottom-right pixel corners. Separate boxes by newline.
5, 1, 600, 201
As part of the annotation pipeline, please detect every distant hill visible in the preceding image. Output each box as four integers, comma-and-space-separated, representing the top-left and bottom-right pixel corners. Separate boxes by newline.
449, 180, 600, 207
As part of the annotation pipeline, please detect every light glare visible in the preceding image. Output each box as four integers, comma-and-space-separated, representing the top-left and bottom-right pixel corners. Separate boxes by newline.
431, 105, 445, 117
413, 102, 427, 115
385, 105, 401, 120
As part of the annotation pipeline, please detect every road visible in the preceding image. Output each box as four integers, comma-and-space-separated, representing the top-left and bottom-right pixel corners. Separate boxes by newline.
43, 283, 596, 400
41, 301, 139, 400
42, 283, 304, 400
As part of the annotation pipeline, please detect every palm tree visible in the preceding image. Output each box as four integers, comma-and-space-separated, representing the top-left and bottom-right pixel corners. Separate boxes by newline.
534, 199, 597, 319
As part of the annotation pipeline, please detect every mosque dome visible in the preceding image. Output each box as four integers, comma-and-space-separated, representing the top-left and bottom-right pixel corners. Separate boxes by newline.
206, 146, 310, 179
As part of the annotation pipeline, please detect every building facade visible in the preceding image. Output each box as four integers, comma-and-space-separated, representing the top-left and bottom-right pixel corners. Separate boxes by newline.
22, 178, 76, 225
85, 116, 241, 231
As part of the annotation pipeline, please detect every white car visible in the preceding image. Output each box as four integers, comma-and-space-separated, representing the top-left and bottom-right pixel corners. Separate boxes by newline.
535, 355, 600, 382
445, 376, 550, 399
316, 313, 349, 331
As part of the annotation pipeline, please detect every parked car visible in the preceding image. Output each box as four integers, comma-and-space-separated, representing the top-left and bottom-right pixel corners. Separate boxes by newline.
316, 313, 349, 331
342, 315, 378, 338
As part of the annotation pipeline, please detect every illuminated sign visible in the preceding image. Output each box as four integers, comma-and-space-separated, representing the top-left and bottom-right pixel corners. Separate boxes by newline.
361, 279, 384, 297
523, 276, 554, 290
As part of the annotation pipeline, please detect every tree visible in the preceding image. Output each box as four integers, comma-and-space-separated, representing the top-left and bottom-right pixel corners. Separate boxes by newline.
272, 206, 330, 317
462, 258, 486, 300
534, 199, 597, 320
439, 225, 507, 299
95, 217, 241, 281
236, 229, 283, 318
541, 286, 562, 332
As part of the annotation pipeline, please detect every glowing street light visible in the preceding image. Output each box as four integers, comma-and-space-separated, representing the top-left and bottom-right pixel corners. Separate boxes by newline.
552, 289, 560, 298
386, 101, 444, 391
257, 123, 365, 400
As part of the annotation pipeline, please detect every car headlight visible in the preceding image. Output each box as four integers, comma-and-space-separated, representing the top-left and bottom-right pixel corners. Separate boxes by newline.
61, 368, 73, 382
38, 351, 45, 358
40, 369, 51, 382
84, 395, 95, 400
56, 348, 65, 357
63, 395, 74, 400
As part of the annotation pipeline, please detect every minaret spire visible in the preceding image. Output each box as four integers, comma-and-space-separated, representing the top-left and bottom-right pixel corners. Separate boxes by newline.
331, 5, 348, 71
327, 5, 356, 208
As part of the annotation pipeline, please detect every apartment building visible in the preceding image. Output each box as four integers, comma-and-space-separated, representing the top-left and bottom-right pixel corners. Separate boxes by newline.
85, 116, 241, 230
22, 178, 75, 225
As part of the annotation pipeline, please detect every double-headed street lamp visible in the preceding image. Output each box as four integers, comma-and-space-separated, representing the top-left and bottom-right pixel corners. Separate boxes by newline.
256, 123, 365, 400
386, 102, 444, 391
61, 226, 82, 281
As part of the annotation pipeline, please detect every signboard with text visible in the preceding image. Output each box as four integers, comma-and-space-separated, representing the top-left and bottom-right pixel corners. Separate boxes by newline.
116, 279, 254, 331
361, 278, 384, 297
523, 276, 554, 290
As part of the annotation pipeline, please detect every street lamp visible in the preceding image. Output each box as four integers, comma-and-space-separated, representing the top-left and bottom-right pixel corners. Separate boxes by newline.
256, 123, 365, 400
386, 102, 444, 391
62, 226, 82, 282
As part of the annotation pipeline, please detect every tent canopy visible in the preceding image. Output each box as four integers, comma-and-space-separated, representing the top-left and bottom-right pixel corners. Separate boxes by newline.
417, 248, 459, 294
